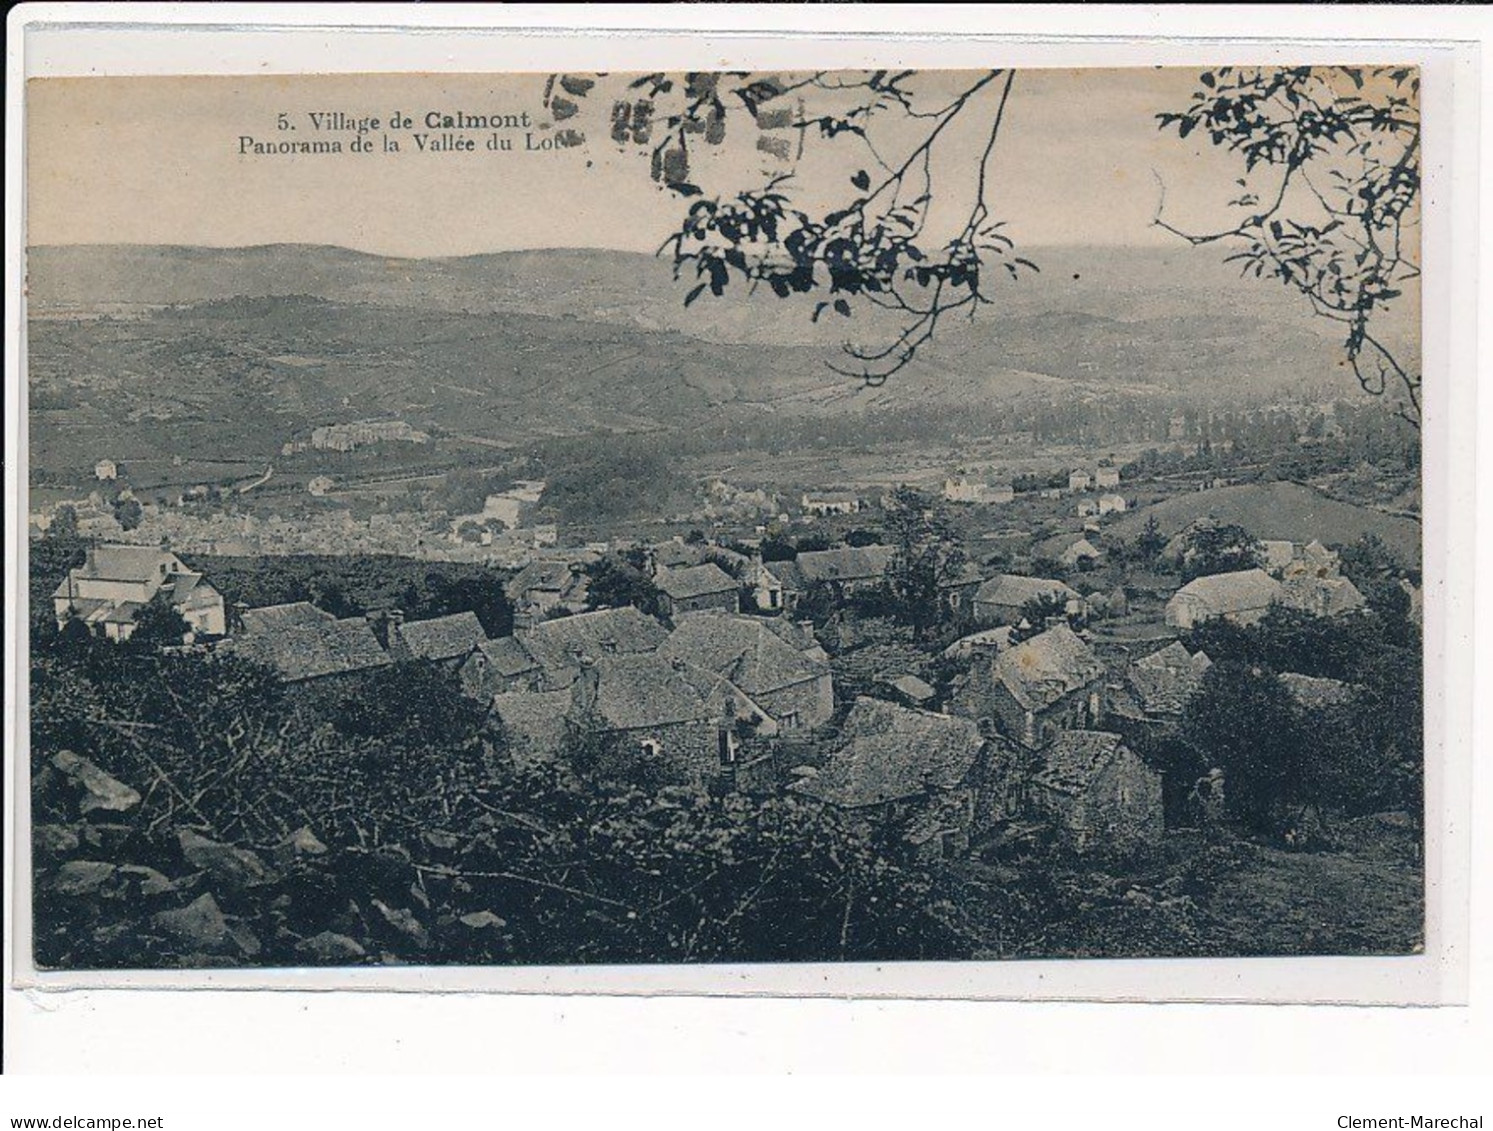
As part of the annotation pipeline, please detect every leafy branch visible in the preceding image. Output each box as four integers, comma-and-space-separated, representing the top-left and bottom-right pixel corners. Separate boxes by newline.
1154, 66, 1421, 427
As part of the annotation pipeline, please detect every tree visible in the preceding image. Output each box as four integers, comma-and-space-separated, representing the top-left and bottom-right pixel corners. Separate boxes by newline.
125, 592, 191, 648
880, 486, 966, 638
47, 504, 80, 541
424, 575, 515, 638
1178, 521, 1263, 582
1156, 67, 1421, 425
546, 69, 1034, 384
584, 555, 664, 618
112, 497, 144, 532
1182, 661, 1306, 835
1009, 592, 1076, 643
1135, 514, 1167, 563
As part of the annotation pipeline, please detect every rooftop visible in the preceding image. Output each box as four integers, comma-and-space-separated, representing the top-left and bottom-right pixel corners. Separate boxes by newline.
792, 697, 984, 809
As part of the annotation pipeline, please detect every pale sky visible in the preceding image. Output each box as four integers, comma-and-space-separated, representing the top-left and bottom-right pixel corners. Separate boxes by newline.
27, 68, 1248, 257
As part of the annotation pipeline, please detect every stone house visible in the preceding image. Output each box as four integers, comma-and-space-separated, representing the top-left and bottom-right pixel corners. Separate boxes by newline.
1028, 731, 1163, 854
219, 615, 391, 685
52, 544, 227, 642
658, 614, 834, 733
504, 557, 591, 628
1068, 469, 1092, 492
654, 562, 740, 618
389, 610, 488, 668
459, 635, 543, 700
773, 545, 896, 607
800, 492, 861, 516
516, 606, 670, 690
571, 653, 762, 791
953, 622, 1106, 750
236, 601, 336, 636
790, 697, 990, 864
1094, 465, 1121, 490
746, 559, 787, 614
1097, 493, 1127, 516
1164, 568, 1282, 630
1279, 575, 1367, 618
490, 689, 575, 765
972, 574, 1083, 627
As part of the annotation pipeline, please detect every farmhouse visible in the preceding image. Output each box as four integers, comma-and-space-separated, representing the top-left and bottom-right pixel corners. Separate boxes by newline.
775, 545, 896, 605
972, 574, 1082, 627
1164, 569, 1282, 630
505, 557, 591, 627
654, 562, 739, 618
1068, 469, 1092, 492
1279, 575, 1367, 618
53, 544, 227, 642
459, 634, 542, 699
954, 623, 1106, 750
389, 610, 488, 667
791, 697, 989, 864
659, 614, 834, 732
221, 617, 391, 684
571, 653, 750, 790
800, 492, 861, 516
1029, 731, 1163, 854
518, 606, 670, 689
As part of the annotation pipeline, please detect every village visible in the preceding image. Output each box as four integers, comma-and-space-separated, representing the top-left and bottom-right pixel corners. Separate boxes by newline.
37, 435, 1423, 880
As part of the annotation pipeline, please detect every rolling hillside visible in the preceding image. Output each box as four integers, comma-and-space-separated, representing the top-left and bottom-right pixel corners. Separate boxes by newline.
26, 242, 1411, 479
1107, 481, 1422, 565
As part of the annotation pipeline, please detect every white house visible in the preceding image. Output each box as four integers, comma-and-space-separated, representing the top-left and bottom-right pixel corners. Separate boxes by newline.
1098, 493, 1127, 516
53, 544, 227, 642
94, 459, 118, 482
1068, 470, 1092, 492
1094, 465, 1121, 489
801, 493, 861, 516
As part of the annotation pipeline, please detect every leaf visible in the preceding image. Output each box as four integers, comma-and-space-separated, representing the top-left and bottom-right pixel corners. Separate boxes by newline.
834, 299, 851, 317
851, 170, 871, 191
684, 283, 707, 307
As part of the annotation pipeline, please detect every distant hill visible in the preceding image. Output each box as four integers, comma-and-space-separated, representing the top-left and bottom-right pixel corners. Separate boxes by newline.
1107, 481, 1421, 566
25, 242, 1414, 477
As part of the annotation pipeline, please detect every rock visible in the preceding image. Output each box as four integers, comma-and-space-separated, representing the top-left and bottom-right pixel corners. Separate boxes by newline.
117, 864, 178, 898
371, 899, 430, 949
152, 893, 232, 952
34, 824, 82, 858
51, 750, 141, 815
227, 922, 262, 958
50, 860, 118, 896
178, 830, 277, 889
458, 910, 507, 931
273, 826, 329, 867
296, 931, 367, 962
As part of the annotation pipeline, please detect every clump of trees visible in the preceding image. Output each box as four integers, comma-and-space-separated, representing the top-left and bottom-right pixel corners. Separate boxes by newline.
31, 634, 965, 968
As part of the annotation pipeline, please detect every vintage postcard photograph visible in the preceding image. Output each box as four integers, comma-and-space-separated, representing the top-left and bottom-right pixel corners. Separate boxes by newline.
19, 63, 1429, 980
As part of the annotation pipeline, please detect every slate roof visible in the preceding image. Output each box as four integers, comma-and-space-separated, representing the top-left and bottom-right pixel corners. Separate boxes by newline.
1032, 730, 1129, 797
940, 626, 1015, 661
884, 674, 936, 704
993, 623, 1105, 713
473, 634, 540, 678
587, 653, 719, 731
72, 544, 182, 581
222, 617, 391, 682
505, 558, 585, 600
1033, 534, 1101, 563
491, 690, 573, 752
1167, 569, 1282, 617
238, 602, 337, 635
658, 615, 829, 696
974, 574, 1079, 610
1127, 641, 1212, 717
1279, 575, 1366, 617
518, 606, 669, 677
791, 697, 984, 809
792, 546, 895, 585
655, 562, 738, 601
391, 611, 488, 662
